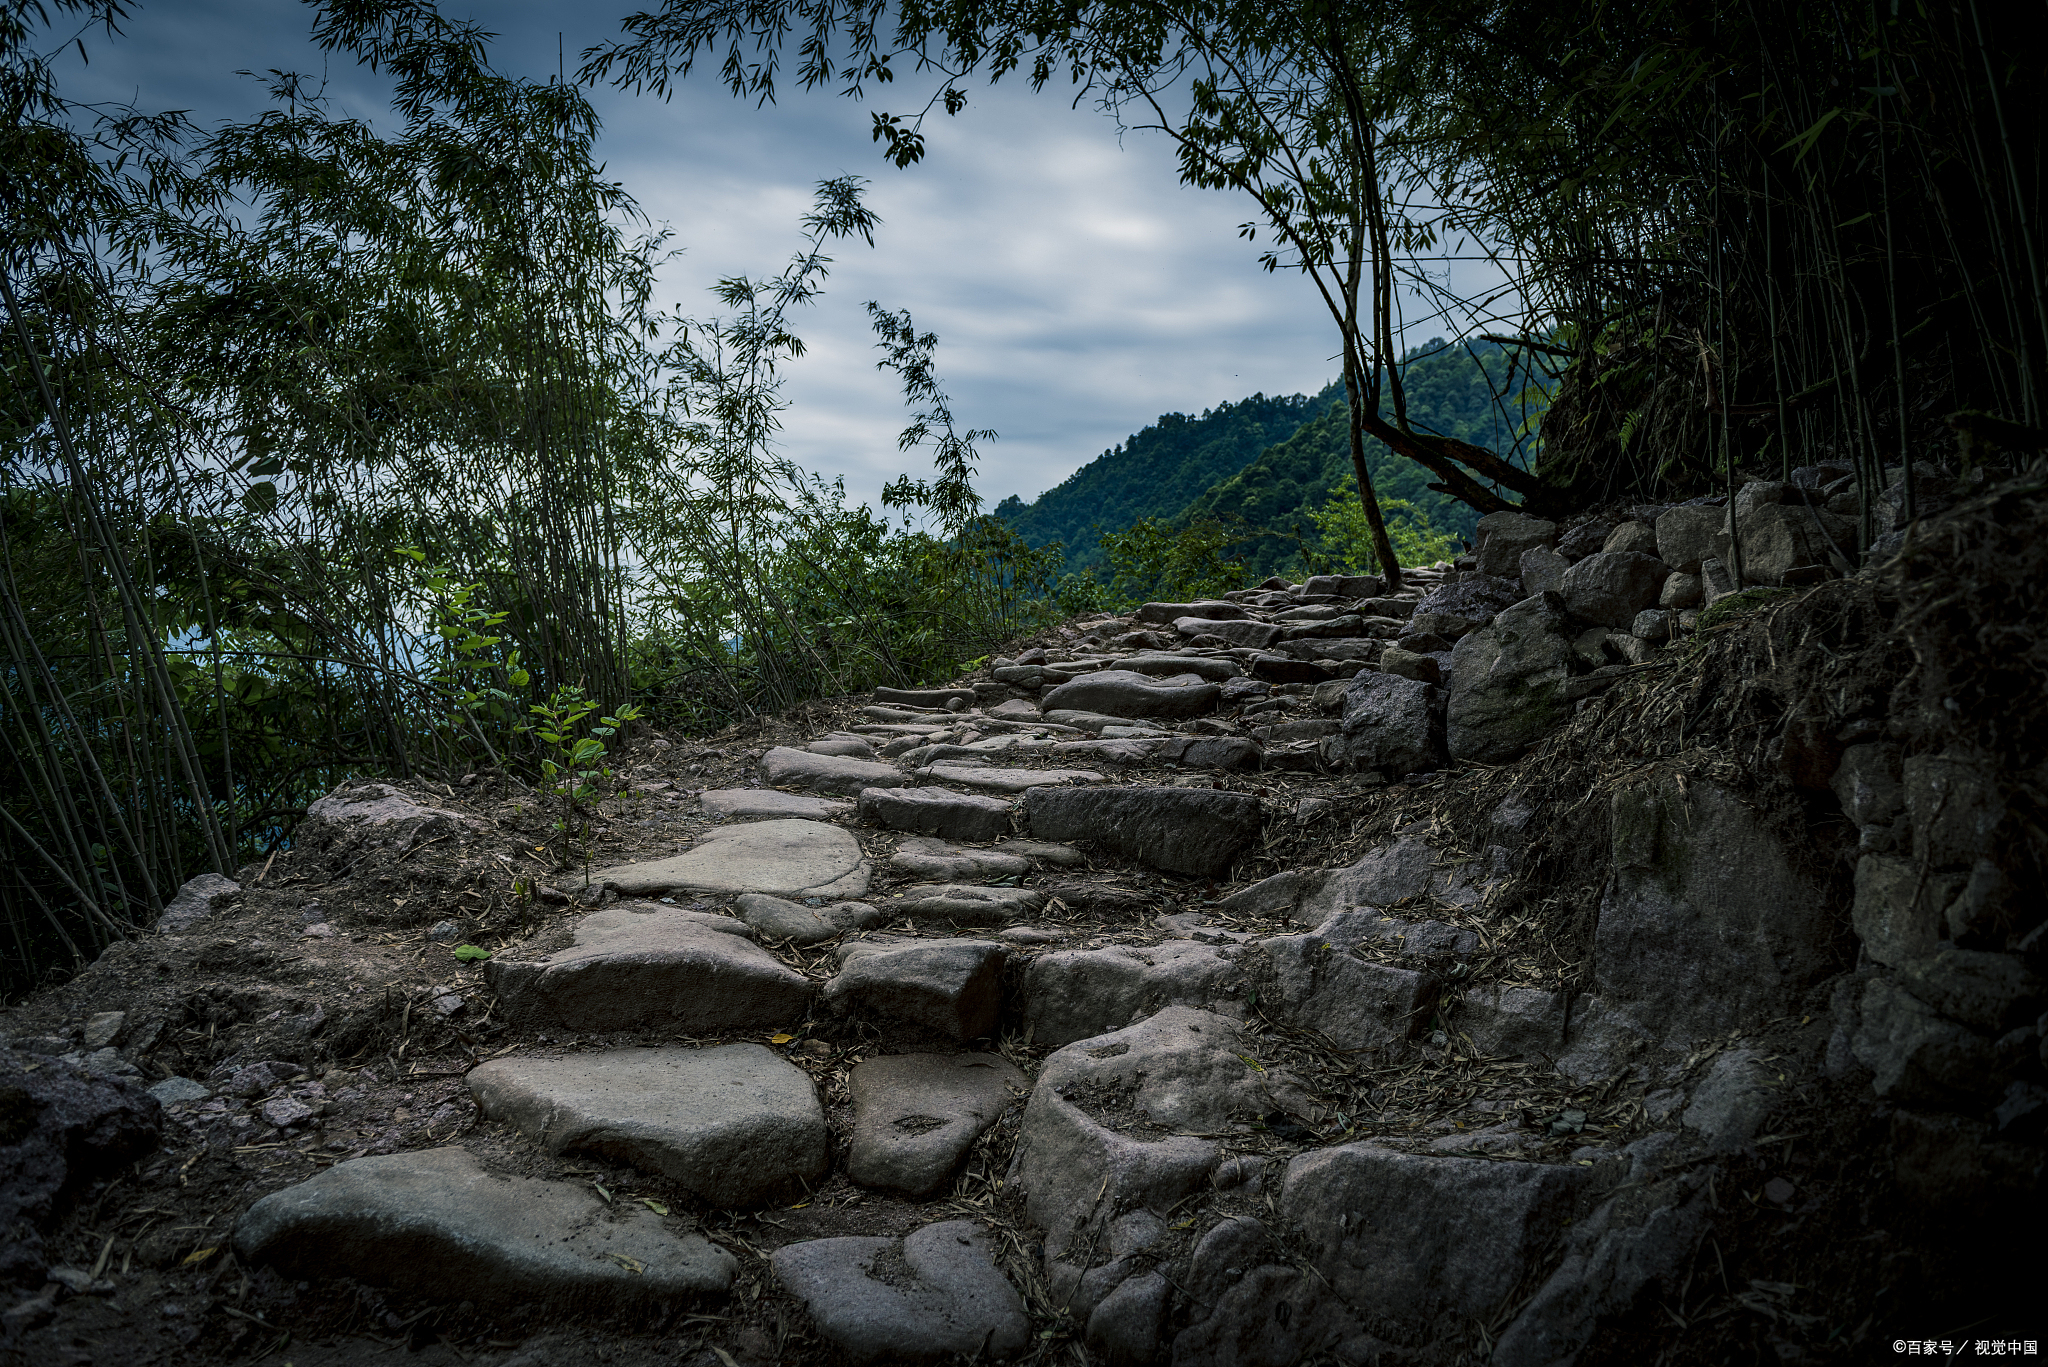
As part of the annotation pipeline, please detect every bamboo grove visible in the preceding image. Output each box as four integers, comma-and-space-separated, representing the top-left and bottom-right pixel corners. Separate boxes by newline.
0, 0, 1062, 995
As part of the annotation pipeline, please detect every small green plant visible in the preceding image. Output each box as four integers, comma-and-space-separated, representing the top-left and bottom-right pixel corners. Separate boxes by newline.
452, 944, 490, 962
522, 685, 645, 869
398, 547, 531, 740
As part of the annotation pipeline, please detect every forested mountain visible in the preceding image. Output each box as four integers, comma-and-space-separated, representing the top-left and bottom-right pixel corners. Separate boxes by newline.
997, 339, 1543, 578
991, 391, 1332, 574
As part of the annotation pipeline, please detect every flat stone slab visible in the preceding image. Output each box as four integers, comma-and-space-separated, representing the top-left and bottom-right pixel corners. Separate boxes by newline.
760, 746, 911, 797
734, 893, 887, 944
888, 835, 1083, 881
484, 906, 812, 1032
699, 789, 853, 820
1043, 709, 1172, 734
1041, 668, 1223, 719
234, 1147, 737, 1307
468, 1045, 827, 1207
773, 1221, 1030, 1365
1116, 652, 1242, 681
847, 1054, 1027, 1197
895, 883, 1048, 926
824, 939, 1008, 1039
857, 786, 1015, 842
595, 819, 869, 899
915, 763, 1105, 793
1050, 738, 1170, 765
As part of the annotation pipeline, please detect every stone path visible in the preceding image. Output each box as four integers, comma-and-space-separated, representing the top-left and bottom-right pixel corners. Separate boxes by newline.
219, 558, 1788, 1364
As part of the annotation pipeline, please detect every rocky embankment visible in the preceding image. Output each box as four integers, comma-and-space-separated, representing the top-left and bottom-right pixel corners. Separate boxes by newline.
3, 461, 2042, 1366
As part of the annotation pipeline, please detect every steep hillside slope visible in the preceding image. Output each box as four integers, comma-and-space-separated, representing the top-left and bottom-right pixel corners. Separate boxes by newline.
993, 389, 1334, 574
998, 339, 1546, 581
1186, 338, 1539, 577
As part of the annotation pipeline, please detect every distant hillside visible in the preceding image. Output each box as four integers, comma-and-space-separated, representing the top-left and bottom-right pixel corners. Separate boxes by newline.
991, 390, 1335, 574
996, 338, 1542, 580
1186, 339, 1539, 578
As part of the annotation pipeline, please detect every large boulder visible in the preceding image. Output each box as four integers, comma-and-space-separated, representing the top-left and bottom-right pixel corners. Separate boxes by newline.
155, 873, 241, 933
1595, 770, 1839, 1046
1040, 669, 1221, 719
1408, 575, 1522, 640
295, 783, 485, 867
1014, 1009, 1288, 1318
1445, 591, 1581, 764
1282, 1145, 1592, 1340
1321, 671, 1445, 776
1, 1051, 161, 1282
1473, 511, 1558, 578
1560, 551, 1668, 627
1024, 786, 1262, 878
1655, 504, 1723, 574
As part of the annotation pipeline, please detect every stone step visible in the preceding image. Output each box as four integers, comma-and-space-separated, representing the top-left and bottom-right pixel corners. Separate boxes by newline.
807, 735, 878, 758
1021, 940, 1251, 1046
1042, 708, 1173, 734
772, 1221, 1029, 1366
594, 818, 869, 899
875, 685, 976, 709
234, 1147, 737, 1307
467, 1044, 828, 1207
822, 937, 1007, 1039
733, 893, 886, 944
894, 738, 1058, 767
886, 834, 1084, 881
484, 905, 811, 1032
845, 1053, 1026, 1197
892, 883, 1047, 926
856, 785, 1015, 842
698, 788, 851, 820
760, 746, 911, 796
1023, 785, 1262, 878
913, 762, 1105, 793
1040, 669, 1222, 719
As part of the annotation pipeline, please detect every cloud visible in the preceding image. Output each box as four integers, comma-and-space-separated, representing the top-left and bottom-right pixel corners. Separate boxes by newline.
51, 1, 1505, 511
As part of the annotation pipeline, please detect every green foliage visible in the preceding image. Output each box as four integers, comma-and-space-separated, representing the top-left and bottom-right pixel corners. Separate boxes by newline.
1098, 516, 1253, 606
524, 685, 643, 811
1305, 490, 1458, 574
452, 944, 491, 962
1182, 340, 1531, 578
0, 1, 1063, 993
994, 391, 1333, 575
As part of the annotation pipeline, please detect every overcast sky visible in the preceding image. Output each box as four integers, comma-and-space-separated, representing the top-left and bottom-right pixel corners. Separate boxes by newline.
55, 0, 1500, 510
